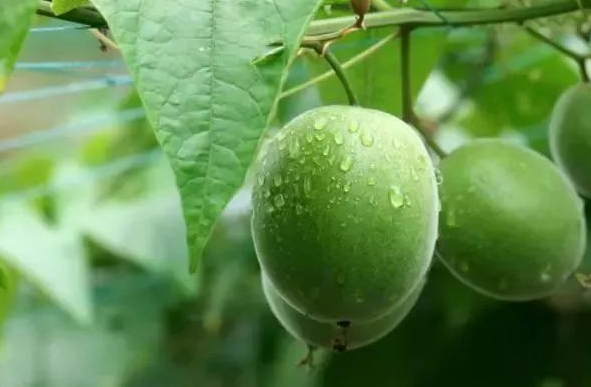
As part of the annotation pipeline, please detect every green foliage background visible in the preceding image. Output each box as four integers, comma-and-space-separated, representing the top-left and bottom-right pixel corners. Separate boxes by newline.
0, 0, 590, 386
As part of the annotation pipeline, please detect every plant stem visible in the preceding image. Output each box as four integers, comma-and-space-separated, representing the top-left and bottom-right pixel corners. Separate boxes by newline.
281, 34, 394, 99
36, 0, 591, 36
36, 0, 105, 27
306, 0, 590, 36
322, 49, 360, 106
300, 42, 359, 106
400, 26, 446, 158
372, 0, 394, 12
524, 26, 590, 82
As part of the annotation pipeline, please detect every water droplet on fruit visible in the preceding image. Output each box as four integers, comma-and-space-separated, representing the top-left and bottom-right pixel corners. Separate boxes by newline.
336, 272, 346, 285
274, 175, 282, 187
264, 190, 271, 199
348, 121, 359, 133
314, 117, 328, 130
367, 177, 376, 186
339, 156, 353, 172
257, 175, 265, 186
369, 163, 376, 171
389, 186, 404, 208
306, 131, 313, 143
435, 169, 443, 185
360, 129, 374, 147
343, 181, 351, 193
315, 132, 326, 141
333, 132, 344, 145
369, 194, 377, 206
354, 290, 365, 303
278, 140, 287, 150
274, 194, 285, 208
288, 138, 300, 158
303, 176, 312, 197
323, 144, 330, 156
540, 271, 552, 283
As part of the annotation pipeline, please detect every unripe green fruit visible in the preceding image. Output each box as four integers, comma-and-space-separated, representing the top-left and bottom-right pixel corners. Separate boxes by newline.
438, 139, 586, 301
549, 83, 591, 198
262, 273, 423, 352
252, 106, 438, 323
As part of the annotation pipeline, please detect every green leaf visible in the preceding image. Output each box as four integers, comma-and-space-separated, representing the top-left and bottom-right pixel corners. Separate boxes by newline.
51, 0, 90, 16
91, 0, 324, 271
0, 203, 92, 324
0, 262, 18, 342
0, 0, 37, 92
55, 161, 197, 293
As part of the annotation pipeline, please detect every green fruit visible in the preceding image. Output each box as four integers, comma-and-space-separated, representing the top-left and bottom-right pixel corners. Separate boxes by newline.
438, 139, 586, 301
549, 83, 591, 199
262, 273, 423, 352
252, 106, 438, 323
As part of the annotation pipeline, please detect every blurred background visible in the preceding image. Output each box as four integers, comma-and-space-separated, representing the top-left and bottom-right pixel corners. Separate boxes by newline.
1, 1, 591, 386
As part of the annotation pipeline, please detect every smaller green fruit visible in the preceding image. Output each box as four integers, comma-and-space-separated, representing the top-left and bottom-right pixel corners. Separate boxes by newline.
438, 139, 586, 301
549, 83, 591, 198
262, 273, 423, 352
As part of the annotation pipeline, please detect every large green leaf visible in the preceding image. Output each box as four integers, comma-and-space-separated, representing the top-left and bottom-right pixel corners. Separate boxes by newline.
0, 203, 92, 324
0, 0, 37, 91
90, 0, 324, 271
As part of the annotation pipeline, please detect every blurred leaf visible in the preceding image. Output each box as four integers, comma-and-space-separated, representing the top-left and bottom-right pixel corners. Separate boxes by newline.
55, 161, 196, 293
0, 263, 18, 344
51, 0, 90, 15
0, 0, 36, 92
0, 271, 172, 387
91, 0, 324, 271
0, 202, 92, 324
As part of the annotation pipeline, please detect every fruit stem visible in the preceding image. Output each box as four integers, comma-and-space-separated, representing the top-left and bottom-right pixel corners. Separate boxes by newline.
523, 26, 590, 83
400, 26, 447, 158
281, 34, 395, 99
302, 42, 360, 106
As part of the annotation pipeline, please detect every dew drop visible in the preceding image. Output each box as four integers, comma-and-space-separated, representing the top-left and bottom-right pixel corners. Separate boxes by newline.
278, 140, 287, 150
435, 169, 443, 185
411, 167, 419, 181
354, 289, 365, 303
273, 175, 282, 187
339, 156, 353, 172
348, 121, 359, 133
343, 181, 351, 193
336, 272, 346, 285
314, 132, 326, 141
313, 156, 322, 166
264, 190, 271, 199
540, 271, 552, 283
288, 137, 300, 158
306, 131, 313, 143
314, 117, 328, 130
274, 194, 285, 208
303, 176, 312, 197
328, 154, 337, 166
333, 131, 344, 145
369, 194, 377, 206
322, 144, 330, 156
360, 129, 374, 147
367, 177, 376, 186
389, 185, 404, 208
257, 175, 265, 186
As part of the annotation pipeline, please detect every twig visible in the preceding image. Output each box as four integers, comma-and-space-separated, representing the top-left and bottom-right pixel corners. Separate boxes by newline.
281, 34, 395, 99
89, 28, 119, 51
36, 0, 591, 37
400, 26, 446, 158
301, 42, 359, 106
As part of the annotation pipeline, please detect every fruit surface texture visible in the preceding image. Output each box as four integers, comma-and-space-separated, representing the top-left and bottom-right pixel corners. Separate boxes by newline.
438, 139, 587, 300
261, 273, 423, 352
252, 105, 438, 323
549, 83, 591, 198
